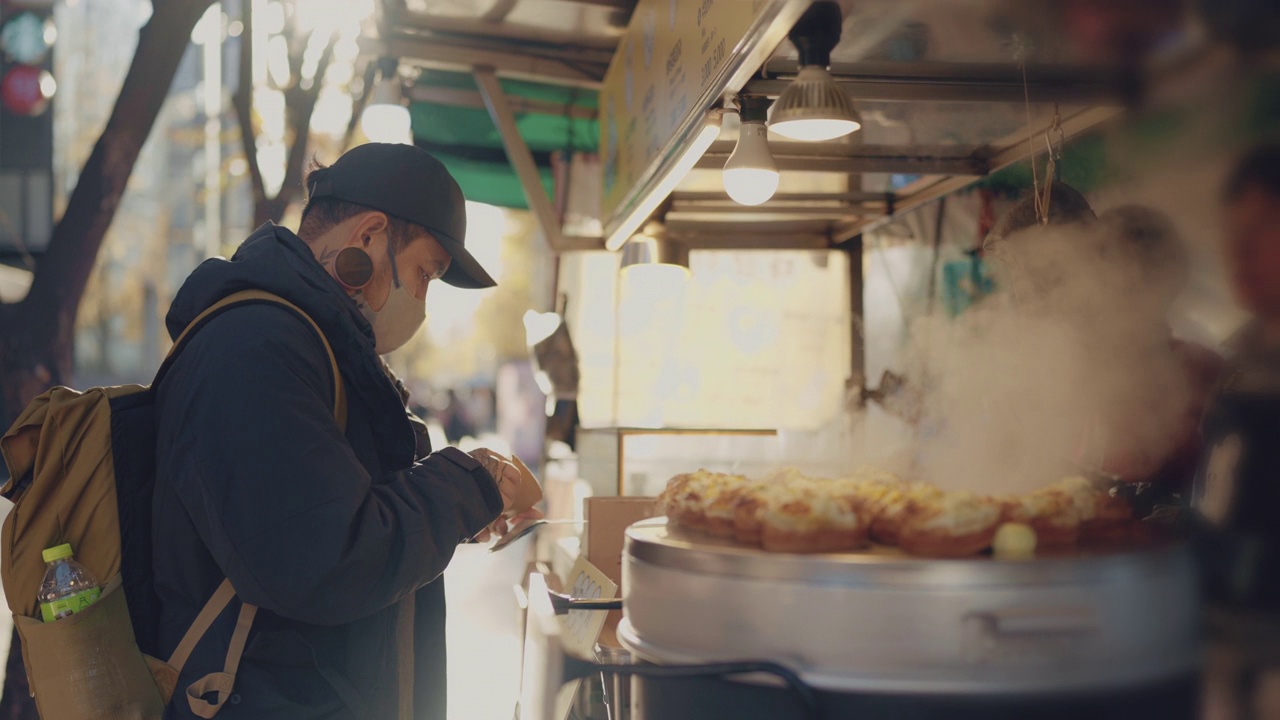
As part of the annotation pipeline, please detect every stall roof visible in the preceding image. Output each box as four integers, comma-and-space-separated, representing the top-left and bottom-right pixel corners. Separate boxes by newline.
409, 69, 599, 209
380, 0, 621, 89
657, 0, 1142, 247
374, 0, 1170, 251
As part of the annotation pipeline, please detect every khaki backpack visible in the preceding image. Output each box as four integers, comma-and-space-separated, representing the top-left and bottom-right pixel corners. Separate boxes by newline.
0, 289, 347, 719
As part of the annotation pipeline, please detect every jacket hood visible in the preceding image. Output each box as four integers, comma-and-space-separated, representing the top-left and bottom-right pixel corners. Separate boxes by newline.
166, 224, 417, 468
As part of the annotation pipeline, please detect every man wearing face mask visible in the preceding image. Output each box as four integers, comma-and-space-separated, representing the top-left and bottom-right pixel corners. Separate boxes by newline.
152, 144, 531, 719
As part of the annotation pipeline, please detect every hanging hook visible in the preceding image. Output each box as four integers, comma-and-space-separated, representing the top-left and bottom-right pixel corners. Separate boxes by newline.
1013, 34, 1045, 225
1043, 103, 1065, 164
1037, 103, 1066, 221
1053, 103, 1066, 157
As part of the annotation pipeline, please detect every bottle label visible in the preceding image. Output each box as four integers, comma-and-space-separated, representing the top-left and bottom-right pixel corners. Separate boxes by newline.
40, 587, 101, 623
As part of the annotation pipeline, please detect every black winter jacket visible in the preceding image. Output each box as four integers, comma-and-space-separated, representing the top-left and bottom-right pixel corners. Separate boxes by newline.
153, 225, 503, 719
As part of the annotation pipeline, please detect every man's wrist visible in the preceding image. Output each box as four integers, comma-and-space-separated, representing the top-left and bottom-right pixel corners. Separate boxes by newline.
437, 447, 503, 515
438, 446, 481, 472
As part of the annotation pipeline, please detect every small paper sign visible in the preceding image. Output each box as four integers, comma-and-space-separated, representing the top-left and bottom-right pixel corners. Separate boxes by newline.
560, 556, 618, 659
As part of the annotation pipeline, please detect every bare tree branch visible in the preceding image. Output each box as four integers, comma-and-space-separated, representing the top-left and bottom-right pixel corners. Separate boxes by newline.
343, 59, 378, 152
281, 31, 336, 189
15, 0, 216, 379
238, 0, 337, 225
285, 23, 305, 83
256, 29, 335, 223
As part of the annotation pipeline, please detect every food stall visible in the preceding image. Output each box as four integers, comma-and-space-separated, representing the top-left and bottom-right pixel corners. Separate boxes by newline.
375, 0, 1278, 717
506, 1, 1220, 718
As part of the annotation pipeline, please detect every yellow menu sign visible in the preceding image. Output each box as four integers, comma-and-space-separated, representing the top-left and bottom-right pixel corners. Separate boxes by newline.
599, 0, 787, 226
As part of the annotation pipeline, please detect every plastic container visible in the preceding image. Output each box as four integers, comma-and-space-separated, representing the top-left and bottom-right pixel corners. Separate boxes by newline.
38, 544, 101, 623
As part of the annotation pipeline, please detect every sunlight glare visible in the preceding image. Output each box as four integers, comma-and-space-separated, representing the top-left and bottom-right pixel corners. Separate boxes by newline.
257, 141, 287, 196
263, 1, 285, 34
310, 86, 353, 137
266, 35, 291, 88
424, 203, 509, 345
294, 0, 374, 36
523, 311, 562, 346
253, 87, 286, 141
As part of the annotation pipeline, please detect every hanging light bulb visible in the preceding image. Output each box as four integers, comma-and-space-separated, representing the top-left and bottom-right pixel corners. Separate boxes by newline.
724, 122, 779, 206
361, 57, 412, 144
769, 1, 861, 142
723, 95, 779, 206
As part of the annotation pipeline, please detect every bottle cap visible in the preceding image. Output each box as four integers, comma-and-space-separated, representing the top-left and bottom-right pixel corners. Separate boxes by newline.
41, 544, 73, 564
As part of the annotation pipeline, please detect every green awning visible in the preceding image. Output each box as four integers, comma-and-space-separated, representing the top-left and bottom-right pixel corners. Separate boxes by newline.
410, 70, 599, 210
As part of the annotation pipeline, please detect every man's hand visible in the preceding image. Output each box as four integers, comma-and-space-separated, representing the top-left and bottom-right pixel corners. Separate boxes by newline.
471, 517, 505, 544
468, 448, 524, 514
467, 448, 545, 543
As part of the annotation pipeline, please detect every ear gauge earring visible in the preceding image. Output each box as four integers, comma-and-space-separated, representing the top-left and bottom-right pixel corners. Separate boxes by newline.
335, 247, 375, 289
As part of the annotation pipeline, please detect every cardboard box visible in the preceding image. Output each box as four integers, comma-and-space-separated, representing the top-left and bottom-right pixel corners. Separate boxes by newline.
583, 497, 659, 588
583, 497, 658, 651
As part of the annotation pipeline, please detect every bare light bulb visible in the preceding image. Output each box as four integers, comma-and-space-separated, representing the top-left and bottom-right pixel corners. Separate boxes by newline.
723, 120, 779, 206
360, 76, 412, 144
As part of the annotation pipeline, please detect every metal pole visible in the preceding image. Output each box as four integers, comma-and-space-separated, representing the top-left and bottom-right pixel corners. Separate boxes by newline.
474, 65, 565, 253
845, 235, 865, 393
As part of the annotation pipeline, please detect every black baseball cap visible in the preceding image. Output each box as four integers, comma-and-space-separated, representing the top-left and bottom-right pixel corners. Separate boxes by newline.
307, 143, 497, 289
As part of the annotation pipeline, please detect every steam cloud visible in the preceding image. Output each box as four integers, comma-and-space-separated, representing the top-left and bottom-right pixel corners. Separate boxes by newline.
853, 220, 1198, 497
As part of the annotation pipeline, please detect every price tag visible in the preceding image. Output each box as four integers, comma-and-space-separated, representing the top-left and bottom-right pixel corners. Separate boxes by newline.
560, 556, 618, 659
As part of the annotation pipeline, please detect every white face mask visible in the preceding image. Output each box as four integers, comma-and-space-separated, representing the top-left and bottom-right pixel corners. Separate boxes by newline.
358, 240, 426, 354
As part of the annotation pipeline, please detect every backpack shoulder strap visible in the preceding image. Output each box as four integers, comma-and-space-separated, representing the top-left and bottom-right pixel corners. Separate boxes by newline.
161, 290, 348, 718
156, 289, 347, 432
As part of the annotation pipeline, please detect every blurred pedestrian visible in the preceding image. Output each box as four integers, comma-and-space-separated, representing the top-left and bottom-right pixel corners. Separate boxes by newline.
1193, 141, 1280, 720
441, 388, 474, 444
1193, 144, 1280, 610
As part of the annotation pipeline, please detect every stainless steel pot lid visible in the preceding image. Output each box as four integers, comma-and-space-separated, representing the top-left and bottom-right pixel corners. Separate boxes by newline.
625, 518, 1189, 588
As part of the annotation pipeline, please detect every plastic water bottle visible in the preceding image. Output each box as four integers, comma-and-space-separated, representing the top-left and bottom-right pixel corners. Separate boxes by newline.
38, 544, 101, 623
